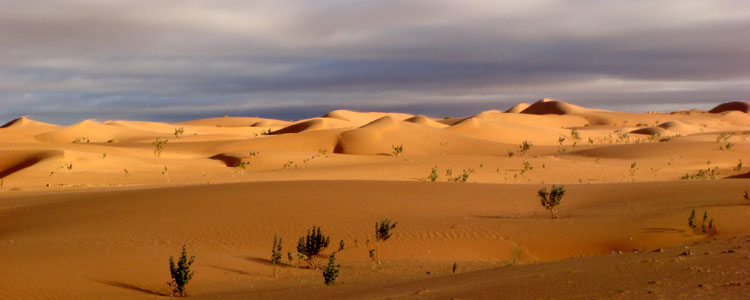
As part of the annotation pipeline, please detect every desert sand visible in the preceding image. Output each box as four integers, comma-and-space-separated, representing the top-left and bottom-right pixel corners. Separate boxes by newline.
1, 99, 749, 299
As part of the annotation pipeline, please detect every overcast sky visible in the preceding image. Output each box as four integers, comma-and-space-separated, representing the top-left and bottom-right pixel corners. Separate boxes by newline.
1, 0, 748, 124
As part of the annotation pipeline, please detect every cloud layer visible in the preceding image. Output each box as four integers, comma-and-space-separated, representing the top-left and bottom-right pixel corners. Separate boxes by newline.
1, 0, 748, 123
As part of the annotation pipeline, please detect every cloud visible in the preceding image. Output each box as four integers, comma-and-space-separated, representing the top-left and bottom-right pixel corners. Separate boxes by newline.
0, 0, 748, 124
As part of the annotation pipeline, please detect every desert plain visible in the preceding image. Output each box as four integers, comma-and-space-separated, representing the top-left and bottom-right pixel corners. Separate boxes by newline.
1, 99, 749, 299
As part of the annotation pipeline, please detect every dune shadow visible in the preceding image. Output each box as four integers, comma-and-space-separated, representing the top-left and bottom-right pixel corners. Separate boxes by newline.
95, 280, 166, 296
474, 214, 575, 220
243, 256, 274, 266
641, 227, 688, 234
203, 264, 250, 275
240, 256, 311, 269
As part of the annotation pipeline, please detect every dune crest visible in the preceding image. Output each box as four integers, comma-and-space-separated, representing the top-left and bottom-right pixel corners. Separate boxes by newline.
403, 115, 448, 128
709, 101, 750, 113
520, 98, 591, 115
505, 103, 530, 113
272, 117, 352, 135
1, 116, 58, 129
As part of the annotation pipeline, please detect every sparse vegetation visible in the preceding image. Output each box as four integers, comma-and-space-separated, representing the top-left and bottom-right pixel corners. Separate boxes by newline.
452, 262, 457, 274
680, 167, 719, 180
719, 142, 734, 150
537, 184, 566, 219
168, 245, 195, 297
518, 141, 532, 156
271, 235, 283, 278
447, 169, 474, 183
392, 144, 404, 156
174, 127, 184, 138
428, 166, 438, 182
507, 150, 515, 158
152, 138, 168, 157
162, 165, 170, 182
520, 161, 533, 175
744, 190, 749, 201
570, 129, 581, 146
374, 218, 397, 265
297, 226, 330, 268
72, 137, 90, 143
322, 252, 340, 286
688, 209, 716, 235
628, 162, 637, 181
733, 160, 743, 172
261, 128, 273, 135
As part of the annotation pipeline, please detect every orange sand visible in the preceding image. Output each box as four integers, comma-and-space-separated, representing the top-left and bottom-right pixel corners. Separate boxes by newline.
1, 100, 749, 299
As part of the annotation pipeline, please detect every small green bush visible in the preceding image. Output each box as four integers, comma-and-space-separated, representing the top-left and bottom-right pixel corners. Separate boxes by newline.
392, 144, 404, 156
374, 218, 397, 265
322, 252, 340, 286
428, 166, 438, 182
168, 245, 195, 297
271, 235, 283, 277
153, 138, 168, 157
297, 226, 330, 268
537, 185, 566, 219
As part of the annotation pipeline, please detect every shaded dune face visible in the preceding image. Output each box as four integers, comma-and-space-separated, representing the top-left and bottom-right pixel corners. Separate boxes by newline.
709, 101, 750, 113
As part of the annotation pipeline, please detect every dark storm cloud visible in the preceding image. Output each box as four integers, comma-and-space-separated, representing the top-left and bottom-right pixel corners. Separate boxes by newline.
0, 0, 748, 124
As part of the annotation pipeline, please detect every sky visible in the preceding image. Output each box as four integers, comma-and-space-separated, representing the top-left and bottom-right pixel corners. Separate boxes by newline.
1, 0, 748, 124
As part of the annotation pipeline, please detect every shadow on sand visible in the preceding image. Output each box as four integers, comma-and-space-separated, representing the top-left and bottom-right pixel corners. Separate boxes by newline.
95, 280, 167, 297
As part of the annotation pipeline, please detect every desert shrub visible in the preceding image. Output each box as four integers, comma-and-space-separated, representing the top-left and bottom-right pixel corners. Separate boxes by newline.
168, 245, 195, 297
271, 235, 283, 277
680, 167, 719, 180
452, 262, 457, 274
322, 252, 340, 286
507, 151, 515, 158
537, 185, 566, 219
392, 144, 404, 156
153, 138, 168, 157
628, 162, 637, 181
520, 161, 533, 175
518, 141, 532, 156
570, 129, 581, 141
733, 160, 743, 172
297, 226, 330, 268
338, 240, 345, 251
719, 142, 734, 150
261, 128, 272, 135
451, 169, 473, 183
688, 209, 697, 229
744, 190, 749, 201
428, 166, 438, 182
689, 209, 716, 235
374, 218, 397, 265
174, 127, 184, 138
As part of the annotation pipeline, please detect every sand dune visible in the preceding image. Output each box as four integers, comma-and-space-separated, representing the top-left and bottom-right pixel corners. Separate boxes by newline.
403, 115, 448, 128
323, 109, 413, 126
273, 117, 353, 135
1, 103, 750, 299
709, 101, 750, 114
504, 103, 530, 113
520, 98, 594, 115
